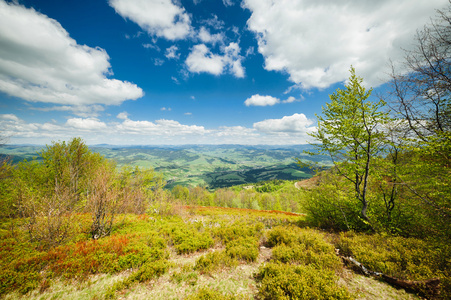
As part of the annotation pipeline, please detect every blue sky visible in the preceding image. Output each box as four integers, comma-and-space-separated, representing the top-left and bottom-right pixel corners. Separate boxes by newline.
0, 0, 447, 145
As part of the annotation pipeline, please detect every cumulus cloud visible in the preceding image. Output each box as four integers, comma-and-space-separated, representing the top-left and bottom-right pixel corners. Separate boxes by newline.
243, 0, 448, 89
245, 95, 280, 106
185, 44, 226, 76
109, 0, 192, 40
185, 43, 244, 77
0, 114, 316, 145
253, 113, 315, 134
117, 118, 207, 136
66, 118, 107, 130
0, 1, 143, 106
117, 112, 129, 120
198, 27, 225, 45
244, 94, 298, 106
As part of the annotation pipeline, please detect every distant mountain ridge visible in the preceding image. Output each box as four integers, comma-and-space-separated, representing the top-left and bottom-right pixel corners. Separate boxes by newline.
0, 144, 330, 189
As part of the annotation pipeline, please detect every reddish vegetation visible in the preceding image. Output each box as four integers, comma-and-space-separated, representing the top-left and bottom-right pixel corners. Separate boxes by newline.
295, 176, 320, 190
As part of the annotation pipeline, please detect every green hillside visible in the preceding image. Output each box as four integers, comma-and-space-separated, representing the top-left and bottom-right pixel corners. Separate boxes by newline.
0, 144, 329, 189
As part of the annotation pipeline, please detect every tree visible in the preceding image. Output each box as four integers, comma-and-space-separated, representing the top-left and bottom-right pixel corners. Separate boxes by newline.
388, 4, 451, 231
8, 138, 113, 246
308, 67, 390, 229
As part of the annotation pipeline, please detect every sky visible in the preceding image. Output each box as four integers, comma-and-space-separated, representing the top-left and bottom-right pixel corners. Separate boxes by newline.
0, 0, 448, 145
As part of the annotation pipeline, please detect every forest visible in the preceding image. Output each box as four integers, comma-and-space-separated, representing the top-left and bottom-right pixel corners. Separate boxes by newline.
0, 4, 450, 300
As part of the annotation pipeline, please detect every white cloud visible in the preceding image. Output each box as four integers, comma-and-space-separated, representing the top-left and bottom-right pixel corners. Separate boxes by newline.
0, 114, 20, 122
117, 118, 207, 136
171, 76, 180, 84
222, 0, 234, 7
253, 113, 315, 134
198, 27, 225, 45
185, 44, 225, 76
154, 58, 165, 66
201, 15, 225, 30
117, 112, 129, 120
244, 94, 299, 106
245, 95, 279, 106
66, 118, 107, 130
165, 45, 180, 59
0, 1, 143, 106
109, 0, 192, 41
161, 107, 172, 111
245, 47, 255, 57
0, 114, 316, 145
224, 43, 245, 78
243, 0, 449, 89
185, 112, 192, 115
185, 43, 244, 77
282, 96, 297, 104
143, 43, 160, 51
32, 105, 105, 118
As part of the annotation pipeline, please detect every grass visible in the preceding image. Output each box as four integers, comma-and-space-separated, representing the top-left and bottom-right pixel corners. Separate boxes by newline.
0, 206, 441, 299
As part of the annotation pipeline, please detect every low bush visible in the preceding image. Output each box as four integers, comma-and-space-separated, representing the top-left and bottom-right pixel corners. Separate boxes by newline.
254, 262, 353, 300
214, 221, 264, 243
225, 236, 259, 262
265, 225, 300, 247
335, 232, 451, 298
185, 288, 237, 300
105, 258, 171, 298
272, 243, 341, 271
195, 250, 238, 274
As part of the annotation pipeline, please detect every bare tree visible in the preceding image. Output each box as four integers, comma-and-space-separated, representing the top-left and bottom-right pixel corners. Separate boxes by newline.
389, 3, 451, 142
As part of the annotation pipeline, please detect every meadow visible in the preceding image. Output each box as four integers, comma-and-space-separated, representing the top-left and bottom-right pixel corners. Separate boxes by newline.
0, 138, 449, 299
2, 205, 445, 300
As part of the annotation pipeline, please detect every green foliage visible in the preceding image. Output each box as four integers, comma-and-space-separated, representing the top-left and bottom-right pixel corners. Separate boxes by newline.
266, 226, 342, 271
214, 220, 264, 244
185, 288, 237, 300
105, 259, 171, 298
194, 250, 238, 274
307, 67, 391, 228
254, 263, 353, 300
335, 232, 451, 298
300, 171, 365, 231
266, 226, 300, 247
226, 236, 259, 262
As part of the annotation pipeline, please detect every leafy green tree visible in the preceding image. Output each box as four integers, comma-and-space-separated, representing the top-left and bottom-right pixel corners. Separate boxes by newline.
308, 67, 391, 229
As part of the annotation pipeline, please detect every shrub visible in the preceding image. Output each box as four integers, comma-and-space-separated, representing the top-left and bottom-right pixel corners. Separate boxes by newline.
105, 259, 171, 298
225, 236, 259, 262
185, 288, 237, 300
195, 250, 238, 274
214, 221, 264, 244
255, 263, 353, 300
335, 232, 451, 298
265, 226, 299, 247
